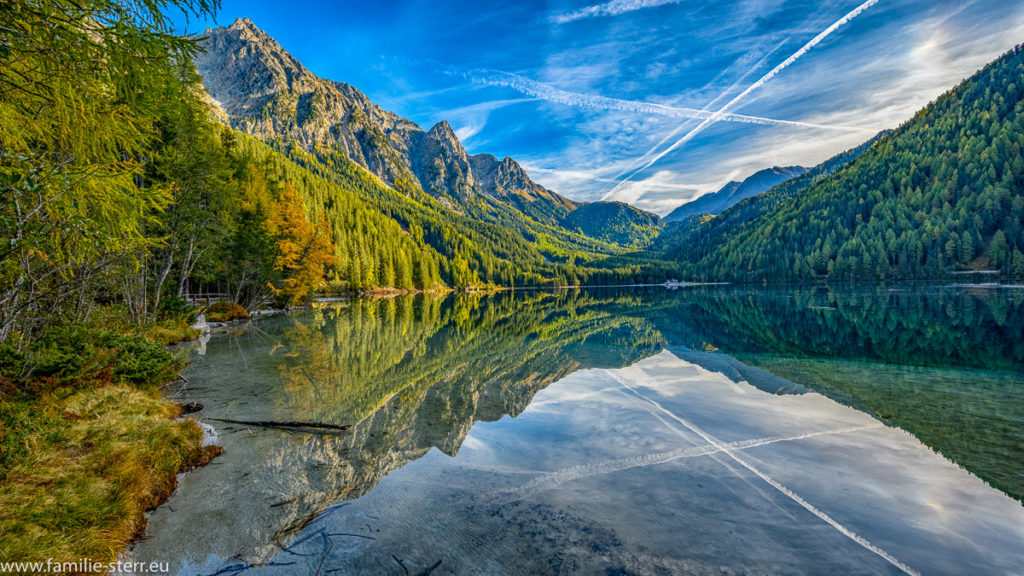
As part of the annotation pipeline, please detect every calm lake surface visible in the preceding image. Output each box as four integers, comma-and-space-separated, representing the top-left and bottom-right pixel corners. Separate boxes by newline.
130, 286, 1024, 575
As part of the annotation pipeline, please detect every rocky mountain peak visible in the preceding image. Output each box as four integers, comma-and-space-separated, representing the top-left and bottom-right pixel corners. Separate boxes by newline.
228, 17, 257, 31
427, 119, 456, 140
417, 121, 475, 199
426, 120, 469, 160
192, 18, 611, 225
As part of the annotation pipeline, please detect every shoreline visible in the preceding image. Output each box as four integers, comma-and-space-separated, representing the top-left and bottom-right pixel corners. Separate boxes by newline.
0, 324, 223, 570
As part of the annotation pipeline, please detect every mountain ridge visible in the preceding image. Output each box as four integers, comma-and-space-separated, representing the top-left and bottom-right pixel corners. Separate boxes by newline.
664, 165, 807, 222
195, 18, 657, 243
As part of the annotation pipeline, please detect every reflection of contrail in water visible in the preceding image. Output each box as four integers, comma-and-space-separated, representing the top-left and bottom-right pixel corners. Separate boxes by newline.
488, 423, 882, 502
606, 370, 921, 576
603, 0, 882, 202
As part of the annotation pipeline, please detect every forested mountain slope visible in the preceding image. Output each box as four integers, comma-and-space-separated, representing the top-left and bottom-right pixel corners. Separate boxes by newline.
196, 18, 663, 251
660, 132, 888, 262
670, 45, 1024, 282
564, 202, 664, 248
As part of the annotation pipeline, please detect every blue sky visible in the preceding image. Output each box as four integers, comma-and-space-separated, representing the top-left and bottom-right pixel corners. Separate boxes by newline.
173, 0, 1024, 215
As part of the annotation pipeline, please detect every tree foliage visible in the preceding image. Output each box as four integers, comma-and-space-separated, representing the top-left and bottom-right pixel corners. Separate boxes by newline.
266, 183, 337, 305
0, 0, 218, 342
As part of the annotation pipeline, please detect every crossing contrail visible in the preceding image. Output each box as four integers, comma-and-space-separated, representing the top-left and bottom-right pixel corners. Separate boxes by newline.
607, 369, 920, 576
609, 35, 792, 181
603, 0, 882, 202
445, 66, 866, 132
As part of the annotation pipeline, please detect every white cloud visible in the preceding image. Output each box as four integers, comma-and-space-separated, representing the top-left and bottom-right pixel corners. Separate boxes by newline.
436, 98, 535, 146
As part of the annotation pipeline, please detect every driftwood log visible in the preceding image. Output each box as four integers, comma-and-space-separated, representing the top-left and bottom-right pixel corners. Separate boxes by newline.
206, 417, 351, 431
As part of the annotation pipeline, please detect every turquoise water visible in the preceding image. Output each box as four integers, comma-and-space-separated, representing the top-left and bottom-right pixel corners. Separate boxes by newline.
128, 287, 1024, 575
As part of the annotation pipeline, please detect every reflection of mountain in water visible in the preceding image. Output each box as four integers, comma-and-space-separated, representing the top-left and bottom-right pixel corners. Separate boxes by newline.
134, 291, 665, 566
668, 347, 810, 395
134, 286, 1024, 570
650, 286, 1024, 502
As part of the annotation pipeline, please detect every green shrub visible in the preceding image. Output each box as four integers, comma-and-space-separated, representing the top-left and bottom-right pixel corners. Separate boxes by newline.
206, 302, 249, 322
146, 319, 201, 346
17, 327, 181, 393
106, 336, 180, 387
0, 345, 25, 382
156, 295, 197, 323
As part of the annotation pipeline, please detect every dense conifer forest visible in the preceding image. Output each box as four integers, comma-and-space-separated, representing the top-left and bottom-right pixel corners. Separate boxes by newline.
665, 46, 1024, 282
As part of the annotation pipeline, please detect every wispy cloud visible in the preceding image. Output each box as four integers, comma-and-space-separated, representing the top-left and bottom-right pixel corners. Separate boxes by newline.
442, 66, 866, 131
551, 0, 686, 24
437, 98, 535, 144
603, 0, 881, 202
521, 162, 716, 213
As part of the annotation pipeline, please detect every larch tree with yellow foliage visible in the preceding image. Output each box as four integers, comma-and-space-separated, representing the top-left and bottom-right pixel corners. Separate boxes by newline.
266, 183, 337, 305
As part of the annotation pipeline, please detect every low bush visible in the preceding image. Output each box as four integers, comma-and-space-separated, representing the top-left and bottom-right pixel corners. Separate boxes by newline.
7, 327, 182, 394
206, 302, 249, 322
146, 319, 201, 346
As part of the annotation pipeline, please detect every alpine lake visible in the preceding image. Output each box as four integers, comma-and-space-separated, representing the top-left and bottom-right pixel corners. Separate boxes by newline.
127, 285, 1024, 576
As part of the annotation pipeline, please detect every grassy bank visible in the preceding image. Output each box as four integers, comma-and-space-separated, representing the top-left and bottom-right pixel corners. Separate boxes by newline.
0, 321, 220, 566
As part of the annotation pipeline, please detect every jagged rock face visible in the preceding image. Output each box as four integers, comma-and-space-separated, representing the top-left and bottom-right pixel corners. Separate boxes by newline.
416, 120, 477, 203
195, 18, 578, 217
196, 18, 422, 188
470, 154, 578, 223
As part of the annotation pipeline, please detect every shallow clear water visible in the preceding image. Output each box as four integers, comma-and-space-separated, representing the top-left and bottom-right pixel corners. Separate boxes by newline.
129, 287, 1024, 575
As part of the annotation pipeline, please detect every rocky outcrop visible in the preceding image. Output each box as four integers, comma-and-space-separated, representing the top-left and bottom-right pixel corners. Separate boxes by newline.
197, 18, 423, 188
414, 120, 477, 204
470, 154, 579, 224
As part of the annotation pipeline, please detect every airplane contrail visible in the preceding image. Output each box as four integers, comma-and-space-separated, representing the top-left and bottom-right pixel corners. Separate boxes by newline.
609, 35, 792, 181
445, 66, 866, 132
602, 0, 882, 202
551, 0, 685, 24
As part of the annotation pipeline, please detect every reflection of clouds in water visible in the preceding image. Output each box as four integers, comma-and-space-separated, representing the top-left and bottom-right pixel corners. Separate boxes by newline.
605, 363, 920, 576
486, 422, 883, 505
165, 347, 1024, 576
474, 349, 1021, 574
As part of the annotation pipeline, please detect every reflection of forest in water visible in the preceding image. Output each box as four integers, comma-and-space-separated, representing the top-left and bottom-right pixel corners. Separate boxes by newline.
143, 290, 668, 565
263, 290, 669, 542
272, 286, 1024, 440
657, 285, 1024, 503
144, 286, 1024, 566
270, 290, 666, 426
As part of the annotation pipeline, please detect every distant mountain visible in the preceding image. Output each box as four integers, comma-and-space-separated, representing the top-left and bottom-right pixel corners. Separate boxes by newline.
469, 153, 579, 224
657, 132, 888, 258
669, 43, 1024, 281
195, 18, 660, 248
664, 166, 806, 222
